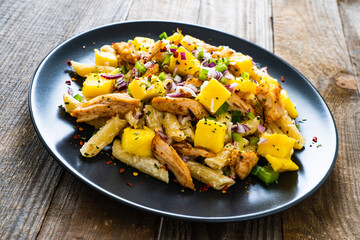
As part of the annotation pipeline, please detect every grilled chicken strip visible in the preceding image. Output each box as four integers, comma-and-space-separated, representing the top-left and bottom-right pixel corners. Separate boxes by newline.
172, 142, 216, 158
151, 97, 209, 120
234, 151, 259, 180
71, 93, 139, 122
226, 93, 254, 114
256, 80, 284, 122
112, 42, 140, 65
151, 134, 195, 190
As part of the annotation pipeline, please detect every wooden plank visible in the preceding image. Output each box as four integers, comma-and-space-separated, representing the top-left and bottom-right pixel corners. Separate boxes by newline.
273, 0, 360, 239
36, 172, 160, 240
0, 0, 137, 239
158, 1, 282, 239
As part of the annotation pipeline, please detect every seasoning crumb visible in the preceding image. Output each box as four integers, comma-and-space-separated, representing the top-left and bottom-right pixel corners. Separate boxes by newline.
66, 59, 72, 66
106, 161, 112, 165
126, 182, 133, 187
281, 76, 284, 82
82, 46, 86, 49
133, 172, 138, 176
120, 168, 125, 173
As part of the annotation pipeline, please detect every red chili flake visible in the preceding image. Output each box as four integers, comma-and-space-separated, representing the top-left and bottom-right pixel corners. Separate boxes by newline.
148, 75, 152, 79
173, 51, 179, 58
79, 141, 83, 146
120, 168, 125, 173
82, 46, 86, 49
281, 76, 285, 82
126, 182, 133, 187
65, 80, 71, 85
222, 185, 229, 192
312, 136, 318, 142
160, 47, 167, 52
164, 164, 168, 171
71, 78, 76, 81
141, 182, 144, 184
106, 161, 112, 165
199, 184, 210, 192
78, 127, 84, 131
73, 134, 79, 139
66, 59, 72, 66
111, 155, 115, 160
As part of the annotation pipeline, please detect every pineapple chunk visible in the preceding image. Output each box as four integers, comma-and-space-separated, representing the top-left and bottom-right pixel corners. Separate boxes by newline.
133, 37, 155, 52
257, 133, 296, 158
169, 46, 201, 76
229, 53, 253, 77
95, 49, 117, 67
195, 79, 231, 113
281, 90, 298, 118
265, 155, 299, 172
127, 76, 165, 101
121, 127, 155, 157
70, 61, 115, 77
194, 118, 226, 153
82, 73, 114, 98
180, 35, 203, 52
167, 32, 183, 45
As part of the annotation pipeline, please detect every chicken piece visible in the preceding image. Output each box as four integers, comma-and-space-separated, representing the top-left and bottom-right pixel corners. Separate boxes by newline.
226, 93, 254, 114
112, 42, 141, 65
151, 97, 209, 120
147, 41, 162, 60
151, 134, 195, 190
234, 151, 259, 180
211, 46, 234, 59
184, 78, 203, 88
172, 142, 216, 158
256, 80, 284, 122
143, 63, 159, 77
71, 93, 139, 122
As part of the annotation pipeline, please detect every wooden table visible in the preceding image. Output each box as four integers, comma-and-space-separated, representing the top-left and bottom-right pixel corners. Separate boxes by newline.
1, 0, 359, 239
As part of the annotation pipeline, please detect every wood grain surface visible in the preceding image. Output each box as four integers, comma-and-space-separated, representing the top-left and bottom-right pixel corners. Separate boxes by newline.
0, 0, 358, 239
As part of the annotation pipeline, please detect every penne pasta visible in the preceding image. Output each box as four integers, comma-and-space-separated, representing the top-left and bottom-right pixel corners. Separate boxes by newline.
144, 105, 163, 131
205, 143, 233, 170
187, 160, 235, 190
162, 112, 186, 142
276, 114, 305, 149
112, 139, 169, 183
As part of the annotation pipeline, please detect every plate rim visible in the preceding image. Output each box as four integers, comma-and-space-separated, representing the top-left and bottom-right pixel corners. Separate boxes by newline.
29, 20, 338, 222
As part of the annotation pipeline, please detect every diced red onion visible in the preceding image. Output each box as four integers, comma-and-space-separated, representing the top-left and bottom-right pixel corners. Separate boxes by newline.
242, 124, 251, 132
192, 50, 199, 58
231, 123, 250, 134
208, 62, 216, 68
258, 138, 268, 145
132, 68, 139, 78
223, 70, 234, 80
212, 71, 223, 80
177, 81, 185, 86
101, 73, 123, 79
166, 82, 176, 92
176, 86, 197, 98
188, 109, 196, 119
166, 92, 184, 97
246, 108, 251, 114
177, 43, 183, 47
67, 87, 73, 96
134, 111, 143, 120
116, 79, 128, 91
156, 130, 169, 141
179, 154, 193, 162
144, 61, 155, 69
186, 84, 200, 93
180, 52, 186, 60
225, 82, 238, 93
170, 48, 177, 53
174, 75, 182, 83
201, 58, 209, 67
258, 124, 265, 133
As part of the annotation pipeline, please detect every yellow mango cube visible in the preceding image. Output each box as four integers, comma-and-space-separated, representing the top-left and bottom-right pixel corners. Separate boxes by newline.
195, 79, 231, 113
226, 78, 257, 93
95, 49, 117, 67
257, 133, 296, 158
70, 61, 116, 77
127, 76, 165, 101
121, 127, 155, 157
133, 37, 155, 52
281, 90, 298, 118
229, 54, 253, 76
265, 155, 299, 172
180, 35, 203, 52
82, 73, 114, 98
167, 32, 183, 45
169, 46, 201, 76
194, 118, 226, 153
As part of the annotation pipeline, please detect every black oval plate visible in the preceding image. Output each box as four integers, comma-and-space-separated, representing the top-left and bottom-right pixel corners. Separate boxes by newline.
29, 21, 338, 222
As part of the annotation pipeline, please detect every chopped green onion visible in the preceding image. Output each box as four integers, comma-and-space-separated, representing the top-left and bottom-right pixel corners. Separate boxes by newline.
119, 65, 127, 74
232, 110, 242, 123
159, 32, 168, 40
128, 40, 134, 44
199, 68, 208, 81
215, 63, 228, 72
242, 71, 250, 80
158, 72, 166, 81
73, 94, 83, 102
135, 61, 147, 74
251, 165, 279, 185
247, 112, 255, 120
232, 132, 247, 148
296, 124, 300, 129
249, 136, 259, 145
209, 58, 218, 65
197, 47, 204, 59
222, 57, 230, 66
163, 54, 172, 65
216, 102, 230, 115
220, 77, 227, 85
204, 116, 217, 121
127, 88, 133, 97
